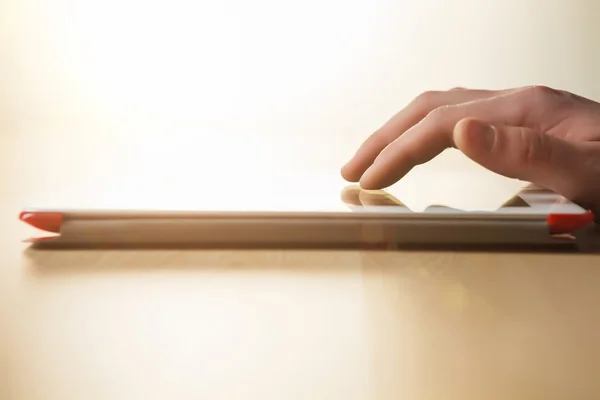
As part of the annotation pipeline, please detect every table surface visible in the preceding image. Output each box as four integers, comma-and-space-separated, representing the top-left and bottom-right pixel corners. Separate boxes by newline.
1, 122, 599, 400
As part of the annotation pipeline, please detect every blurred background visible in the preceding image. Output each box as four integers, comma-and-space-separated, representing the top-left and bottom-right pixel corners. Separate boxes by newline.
1, 0, 600, 206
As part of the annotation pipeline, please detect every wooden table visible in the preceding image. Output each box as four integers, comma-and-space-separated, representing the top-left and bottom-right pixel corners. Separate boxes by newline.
1, 122, 599, 400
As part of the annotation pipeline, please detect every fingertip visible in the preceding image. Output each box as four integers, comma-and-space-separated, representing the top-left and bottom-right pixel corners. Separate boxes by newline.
453, 117, 495, 154
340, 185, 362, 205
453, 117, 482, 146
358, 169, 383, 191
340, 163, 360, 182
341, 137, 388, 183
342, 153, 377, 183
358, 180, 378, 191
358, 175, 374, 191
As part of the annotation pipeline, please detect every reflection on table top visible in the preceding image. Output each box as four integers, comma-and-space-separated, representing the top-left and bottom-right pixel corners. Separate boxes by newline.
1, 243, 599, 400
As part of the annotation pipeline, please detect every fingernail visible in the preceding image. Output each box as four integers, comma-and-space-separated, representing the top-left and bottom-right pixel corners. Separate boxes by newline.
477, 122, 496, 151
460, 119, 496, 151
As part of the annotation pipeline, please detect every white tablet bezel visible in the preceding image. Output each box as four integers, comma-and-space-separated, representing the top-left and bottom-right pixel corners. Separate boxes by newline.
21, 186, 588, 222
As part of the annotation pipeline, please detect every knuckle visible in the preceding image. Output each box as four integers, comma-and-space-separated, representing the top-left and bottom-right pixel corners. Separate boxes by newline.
519, 85, 573, 129
422, 105, 457, 147
413, 90, 440, 108
530, 84, 557, 95
427, 104, 453, 121
524, 85, 564, 105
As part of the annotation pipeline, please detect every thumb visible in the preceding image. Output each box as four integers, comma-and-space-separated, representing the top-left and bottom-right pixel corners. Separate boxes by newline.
453, 118, 588, 202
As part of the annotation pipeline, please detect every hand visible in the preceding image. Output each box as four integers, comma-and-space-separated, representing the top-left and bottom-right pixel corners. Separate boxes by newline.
341, 86, 600, 215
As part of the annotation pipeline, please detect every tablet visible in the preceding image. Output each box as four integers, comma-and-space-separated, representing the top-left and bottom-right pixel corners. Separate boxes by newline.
19, 183, 594, 248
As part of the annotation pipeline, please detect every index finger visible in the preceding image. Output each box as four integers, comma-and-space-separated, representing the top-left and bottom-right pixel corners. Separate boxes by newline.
359, 89, 531, 189
341, 88, 513, 182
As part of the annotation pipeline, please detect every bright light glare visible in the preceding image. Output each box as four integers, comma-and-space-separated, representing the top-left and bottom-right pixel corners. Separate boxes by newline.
37, 0, 410, 122
7, 0, 598, 211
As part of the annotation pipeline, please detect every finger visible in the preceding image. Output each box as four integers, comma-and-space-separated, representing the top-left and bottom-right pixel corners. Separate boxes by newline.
340, 185, 363, 206
453, 118, 596, 205
358, 87, 545, 189
341, 88, 514, 182
501, 196, 529, 208
358, 190, 405, 206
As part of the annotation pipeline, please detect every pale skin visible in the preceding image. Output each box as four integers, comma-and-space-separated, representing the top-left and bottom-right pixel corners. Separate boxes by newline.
341, 86, 600, 218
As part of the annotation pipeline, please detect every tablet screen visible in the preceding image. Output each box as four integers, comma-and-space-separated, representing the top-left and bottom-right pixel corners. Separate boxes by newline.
23, 180, 586, 218
341, 186, 531, 209
21, 166, 586, 216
